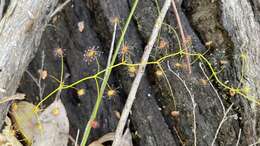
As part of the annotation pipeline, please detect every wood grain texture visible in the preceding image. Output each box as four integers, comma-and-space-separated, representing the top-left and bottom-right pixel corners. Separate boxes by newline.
0, 0, 59, 127
221, 0, 260, 145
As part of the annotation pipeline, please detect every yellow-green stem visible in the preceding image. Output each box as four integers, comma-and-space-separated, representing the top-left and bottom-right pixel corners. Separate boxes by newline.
80, 0, 139, 145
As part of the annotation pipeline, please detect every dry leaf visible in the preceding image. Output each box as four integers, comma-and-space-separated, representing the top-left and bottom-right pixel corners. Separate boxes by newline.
78, 21, 85, 32
89, 128, 133, 146
10, 99, 69, 146
10, 101, 39, 145
32, 99, 69, 146
120, 128, 133, 146
89, 132, 114, 146
114, 110, 121, 119
0, 116, 23, 146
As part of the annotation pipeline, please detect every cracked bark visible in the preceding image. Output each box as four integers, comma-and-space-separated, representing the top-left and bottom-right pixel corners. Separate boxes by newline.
0, 0, 59, 128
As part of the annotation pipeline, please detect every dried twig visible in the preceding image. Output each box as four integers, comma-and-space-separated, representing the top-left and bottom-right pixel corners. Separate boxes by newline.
50, 0, 71, 18
68, 129, 80, 146
236, 128, 242, 146
106, 19, 118, 68
26, 70, 41, 89
26, 51, 46, 102
89, 132, 115, 146
38, 51, 46, 100
171, 0, 191, 74
167, 61, 197, 146
0, 93, 25, 104
211, 103, 234, 146
199, 62, 226, 114
111, 0, 172, 145
75, 129, 80, 146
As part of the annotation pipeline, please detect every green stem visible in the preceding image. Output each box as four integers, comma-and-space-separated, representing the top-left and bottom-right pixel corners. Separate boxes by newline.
80, 0, 139, 145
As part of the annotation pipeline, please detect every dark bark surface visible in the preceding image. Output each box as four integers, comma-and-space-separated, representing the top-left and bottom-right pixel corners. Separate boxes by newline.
16, 0, 260, 146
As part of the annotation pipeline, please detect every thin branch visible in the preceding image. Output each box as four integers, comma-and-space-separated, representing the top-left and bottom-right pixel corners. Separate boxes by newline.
26, 51, 46, 102
112, 0, 172, 145
75, 129, 80, 146
199, 62, 226, 114
167, 61, 197, 146
171, 0, 191, 74
236, 128, 242, 146
0, 93, 25, 104
68, 134, 79, 146
211, 103, 234, 146
50, 0, 71, 18
26, 70, 41, 89
106, 20, 118, 68
38, 50, 46, 101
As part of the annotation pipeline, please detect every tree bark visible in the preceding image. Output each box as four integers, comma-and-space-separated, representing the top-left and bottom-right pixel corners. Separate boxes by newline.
0, 0, 59, 127
11, 0, 260, 146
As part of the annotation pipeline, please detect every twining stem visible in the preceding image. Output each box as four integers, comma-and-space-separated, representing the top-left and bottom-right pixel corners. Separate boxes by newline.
36, 49, 260, 112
